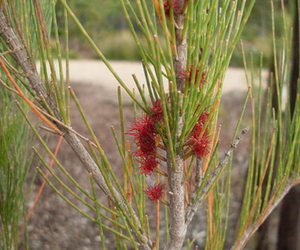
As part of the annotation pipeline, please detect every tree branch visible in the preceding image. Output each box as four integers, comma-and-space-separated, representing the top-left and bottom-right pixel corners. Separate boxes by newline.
185, 126, 250, 226
231, 175, 300, 250
164, 153, 187, 250
0, 9, 152, 250
163, 1, 188, 249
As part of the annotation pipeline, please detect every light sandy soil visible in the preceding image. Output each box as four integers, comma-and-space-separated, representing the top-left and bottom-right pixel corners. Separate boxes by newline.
40, 60, 268, 99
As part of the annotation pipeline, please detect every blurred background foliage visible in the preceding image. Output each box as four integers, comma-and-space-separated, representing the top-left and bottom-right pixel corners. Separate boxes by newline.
0, 86, 34, 249
55, 0, 292, 66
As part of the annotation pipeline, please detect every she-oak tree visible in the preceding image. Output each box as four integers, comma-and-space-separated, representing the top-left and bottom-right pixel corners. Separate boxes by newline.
0, 0, 299, 249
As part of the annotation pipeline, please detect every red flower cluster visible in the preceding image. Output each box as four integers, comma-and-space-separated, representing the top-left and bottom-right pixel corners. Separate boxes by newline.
149, 99, 163, 122
191, 111, 209, 138
144, 184, 165, 202
127, 100, 163, 175
164, 0, 181, 18
190, 111, 210, 158
181, 64, 206, 86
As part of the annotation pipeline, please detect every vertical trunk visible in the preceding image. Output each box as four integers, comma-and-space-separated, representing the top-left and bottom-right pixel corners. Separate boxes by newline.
256, 2, 299, 250
289, 1, 299, 117
165, 1, 188, 249
277, 186, 300, 250
174, 10, 187, 92
276, 3, 300, 250
165, 153, 187, 250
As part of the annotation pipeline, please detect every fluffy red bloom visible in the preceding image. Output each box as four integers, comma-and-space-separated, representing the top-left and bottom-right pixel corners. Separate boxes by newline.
127, 112, 161, 175
150, 99, 163, 122
180, 65, 206, 86
190, 110, 210, 158
191, 111, 209, 138
199, 110, 209, 122
127, 100, 165, 175
164, 0, 180, 18
127, 115, 157, 156
144, 184, 165, 202
191, 132, 210, 158
138, 156, 159, 175
128, 115, 156, 138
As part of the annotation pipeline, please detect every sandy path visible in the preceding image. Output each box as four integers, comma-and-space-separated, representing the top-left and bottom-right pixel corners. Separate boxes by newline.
40, 60, 268, 99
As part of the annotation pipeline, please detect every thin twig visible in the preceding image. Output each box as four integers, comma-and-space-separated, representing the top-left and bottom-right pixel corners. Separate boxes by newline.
0, 57, 61, 134
185, 126, 250, 226
0, 78, 18, 94
231, 175, 300, 250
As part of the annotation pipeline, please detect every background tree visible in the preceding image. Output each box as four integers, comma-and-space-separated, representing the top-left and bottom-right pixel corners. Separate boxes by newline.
277, 1, 300, 249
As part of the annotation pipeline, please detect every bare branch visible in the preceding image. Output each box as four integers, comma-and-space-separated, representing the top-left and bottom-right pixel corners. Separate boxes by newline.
185, 126, 250, 226
231, 175, 300, 250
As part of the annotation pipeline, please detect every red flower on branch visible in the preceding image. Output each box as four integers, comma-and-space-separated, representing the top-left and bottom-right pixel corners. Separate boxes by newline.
127, 99, 164, 175
127, 115, 157, 157
137, 156, 159, 175
180, 64, 206, 86
190, 110, 211, 158
191, 110, 209, 138
144, 184, 165, 202
164, 0, 181, 18
150, 99, 163, 122
191, 132, 210, 158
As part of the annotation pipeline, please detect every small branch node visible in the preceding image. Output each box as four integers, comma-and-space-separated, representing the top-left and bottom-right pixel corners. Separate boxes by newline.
25, 70, 34, 78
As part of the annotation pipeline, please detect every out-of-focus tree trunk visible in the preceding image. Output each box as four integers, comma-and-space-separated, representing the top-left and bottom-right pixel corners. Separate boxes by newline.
277, 186, 300, 250
276, 2, 300, 249
254, 56, 279, 250
288, 1, 299, 117
255, 2, 299, 249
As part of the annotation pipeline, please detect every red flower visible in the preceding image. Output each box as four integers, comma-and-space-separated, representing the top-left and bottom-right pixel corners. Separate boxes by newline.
138, 156, 159, 175
127, 100, 166, 175
128, 115, 156, 138
127, 113, 160, 175
191, 111, 209, 138
150, 99, 163, 122
127, 115, 157, 156
191, 132, 210, 158
199, 110, 209, 123
190, 110, 210, 158
180, 65, 206, 86
144, 184, 165, 202
164, 0, 181, 18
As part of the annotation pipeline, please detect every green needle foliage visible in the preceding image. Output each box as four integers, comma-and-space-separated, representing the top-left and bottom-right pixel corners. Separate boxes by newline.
0, 0, 299, 249
0, 68, 33, 249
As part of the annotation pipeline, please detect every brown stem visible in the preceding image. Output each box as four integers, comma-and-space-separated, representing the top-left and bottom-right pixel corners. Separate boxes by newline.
164, 152, 187, 250
163, 2, 188, 249
185, 127, 250, 226
231, 176, 300, 250
174, 15, 187, 92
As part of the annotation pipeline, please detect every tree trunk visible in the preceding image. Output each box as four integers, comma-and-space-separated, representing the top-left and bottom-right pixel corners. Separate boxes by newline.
276, 3, 300, 250
277, 186, 300, 250
255, 2, 299, 250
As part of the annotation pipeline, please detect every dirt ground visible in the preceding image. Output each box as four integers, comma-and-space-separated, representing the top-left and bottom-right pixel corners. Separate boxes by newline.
19, 81, 252, 250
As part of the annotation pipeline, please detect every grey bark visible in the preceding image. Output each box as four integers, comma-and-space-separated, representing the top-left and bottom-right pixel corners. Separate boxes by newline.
163, 1, 188, 249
